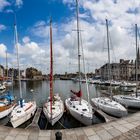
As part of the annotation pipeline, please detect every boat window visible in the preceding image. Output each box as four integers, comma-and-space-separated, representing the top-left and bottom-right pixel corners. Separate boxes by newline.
76, 108, 78, 110
73, 106, 75, 108
17, 110, 21, 113
52, 107, 55, 109
82, 109, 87, 111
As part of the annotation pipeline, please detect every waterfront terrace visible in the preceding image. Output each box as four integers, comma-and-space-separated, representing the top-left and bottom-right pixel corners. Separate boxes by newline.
0, 111, 140, 140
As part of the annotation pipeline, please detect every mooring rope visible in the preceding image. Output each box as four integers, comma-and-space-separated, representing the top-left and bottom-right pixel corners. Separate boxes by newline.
58, 120, 67, 129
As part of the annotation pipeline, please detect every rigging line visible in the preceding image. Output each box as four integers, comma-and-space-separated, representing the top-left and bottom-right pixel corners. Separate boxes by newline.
133, 0, 138, 24
102, 21, 108, 52
79, 29, 91, 112
102, 34, 106, 52
45, 120, 48, 130
137, 26, 140, 42
108, 30, 117, 63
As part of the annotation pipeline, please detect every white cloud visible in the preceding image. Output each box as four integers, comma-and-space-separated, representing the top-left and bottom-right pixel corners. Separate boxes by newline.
22, 36, 30, 43
15, 0, 23, 8
57, 0, 140, 72
31, 20, 58, 39
0, 24, 6, 31
18, 41, 45, 57
0, 43, 7, 58
31, 21, 50, 38
12, 39, 47, 70
0, 0, 23, 12
6, 0, 140, 74
0, 0, 10, 11
5, 9, 13, 13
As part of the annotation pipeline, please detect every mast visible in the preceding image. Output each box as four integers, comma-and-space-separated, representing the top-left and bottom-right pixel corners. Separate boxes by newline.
135, 24, 138, 97
50, 18, 53, 118
76, 0, 82, 104
105, 19, 112, 98
14, 22, 23, 102
6, 51, 8, 80
11, 65, 14, 94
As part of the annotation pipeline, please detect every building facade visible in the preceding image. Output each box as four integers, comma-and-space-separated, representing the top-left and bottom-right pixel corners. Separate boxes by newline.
0, 65, 4, 78
96, 59, 134, 81
100, 63, 120, 80
119, 59, 134, 80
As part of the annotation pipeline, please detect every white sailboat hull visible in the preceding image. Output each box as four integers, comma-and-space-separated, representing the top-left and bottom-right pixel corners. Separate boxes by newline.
43, 96, 64, 126
3, 81, 13, 86
113, 95, 140, 108
120, 82, 136, 87
65, 98, 93, 126
0, 85, 6, 91
10, 101, 36, 128
91, 97, 127, 117
0, 104, 15, 119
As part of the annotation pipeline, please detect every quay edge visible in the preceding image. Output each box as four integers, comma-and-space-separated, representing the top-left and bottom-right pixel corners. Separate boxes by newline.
1, 111, 140, 140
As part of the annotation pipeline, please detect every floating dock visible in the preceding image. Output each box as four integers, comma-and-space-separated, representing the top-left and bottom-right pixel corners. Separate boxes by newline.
26, 107, 42, 129
92, 105, 117, 122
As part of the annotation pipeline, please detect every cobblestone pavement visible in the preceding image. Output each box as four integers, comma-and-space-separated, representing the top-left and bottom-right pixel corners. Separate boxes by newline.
113, 125, 140, 140
0, 112, 140, 140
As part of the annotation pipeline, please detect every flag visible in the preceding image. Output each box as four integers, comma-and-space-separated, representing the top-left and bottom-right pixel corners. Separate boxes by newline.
70, 90, 82, 97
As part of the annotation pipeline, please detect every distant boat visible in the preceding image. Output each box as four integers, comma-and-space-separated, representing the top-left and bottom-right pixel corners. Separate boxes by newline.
3, 80, 12, 86
120, 81, 136, 87
0, 84, 6, 92
65, 0, 93, 126
43, 19, 64, 126
10, 21, 36, 128
60, 76, 71, 80
91, 19, 127, 117
71, 77, 79, 82
113, 24, 140, 108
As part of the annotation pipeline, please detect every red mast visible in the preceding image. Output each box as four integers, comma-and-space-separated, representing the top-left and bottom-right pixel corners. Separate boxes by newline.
50, 18, 53, 119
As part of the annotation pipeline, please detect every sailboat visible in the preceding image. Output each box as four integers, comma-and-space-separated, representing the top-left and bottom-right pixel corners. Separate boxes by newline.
0, 89, 16, 118
10, 21, 37, 128
113, 24, 140, 108
43, 19, 64, 126
0, 53, 16, 118
91, 19, 127, 117
65, 0, 93, 126
0, 84, 6, 93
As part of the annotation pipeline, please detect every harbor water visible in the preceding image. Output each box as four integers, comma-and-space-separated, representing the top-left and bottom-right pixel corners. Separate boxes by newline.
1, 80, 138, 129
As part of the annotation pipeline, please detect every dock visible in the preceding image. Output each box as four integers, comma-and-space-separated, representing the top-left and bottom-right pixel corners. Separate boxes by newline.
92, 105, 117, 122
1, 111, 140, 139
26, 107, 42, 130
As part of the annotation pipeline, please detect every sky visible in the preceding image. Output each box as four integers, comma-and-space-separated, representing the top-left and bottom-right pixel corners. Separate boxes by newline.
0, 0, 140, 74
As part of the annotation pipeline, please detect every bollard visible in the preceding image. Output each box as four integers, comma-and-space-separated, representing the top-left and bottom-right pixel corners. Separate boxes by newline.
55, 131, 62, 140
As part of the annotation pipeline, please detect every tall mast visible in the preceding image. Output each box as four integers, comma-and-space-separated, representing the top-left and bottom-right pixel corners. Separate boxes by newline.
105, 19, 112, 98
135, 24, 138, 97
14, 22, 22, 100
50, 18, 53, 118
6, 51, 8, 80
76, 0, 82, 103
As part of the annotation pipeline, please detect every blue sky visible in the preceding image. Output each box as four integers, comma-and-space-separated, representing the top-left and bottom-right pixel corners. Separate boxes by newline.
0, 0, 73, 51
0, 0, 140, 74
